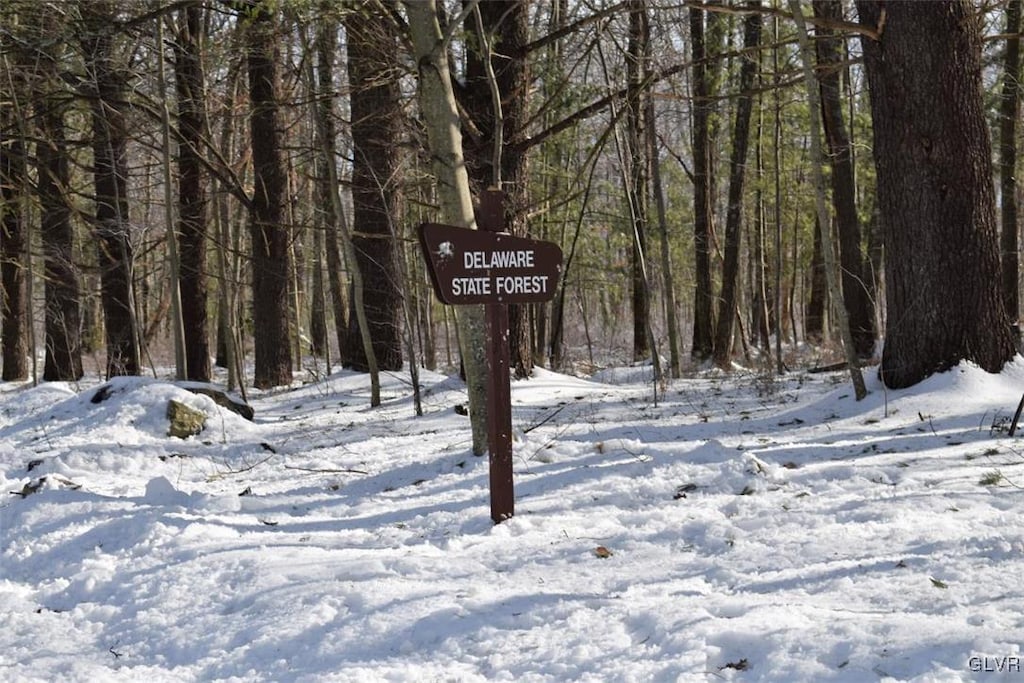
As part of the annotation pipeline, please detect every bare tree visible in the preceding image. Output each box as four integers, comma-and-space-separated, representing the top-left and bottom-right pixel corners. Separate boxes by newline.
712, 3, 761, 369
314, 14, 349, 361
813, 0, 875, 358
792, 0, 866, 399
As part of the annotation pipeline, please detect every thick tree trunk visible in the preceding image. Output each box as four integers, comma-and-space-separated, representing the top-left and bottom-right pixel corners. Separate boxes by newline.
0, 119, 28, 381
342, 10, 403, 372
858, 0, 1015, 387
174, 6, 211, 381
712, 5, 760, 369
36, 95, 83, 381
246, 3, 293, 388
84, 6, 141, 378
814, 0, 875, 358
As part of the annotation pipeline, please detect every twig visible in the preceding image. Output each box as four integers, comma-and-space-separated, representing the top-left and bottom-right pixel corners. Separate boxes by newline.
283, 465, 369, 475
206, 453, 277, 481
522, 403, 569, 434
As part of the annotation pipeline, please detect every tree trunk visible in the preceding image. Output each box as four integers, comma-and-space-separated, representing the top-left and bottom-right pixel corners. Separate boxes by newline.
0, 114, 28, 381
814, 0, 875, 358
771, 15, 785, 373
245, 2, 293, 389
857, 0, 1015, 387
83, 4, 141, 378
314, 18, 349, 361
751, 89, 772, 350
690, 4, 716, 363
174, 5, 211, 381
649, 88, 681, 377
792, 0, 866, 399
999, 0, 1022, 342
805, 216, 826, 341
405, 0, 489, 455
310, 212, 327, 358
342, 9, 402, 372
211, 60, 244, 391
712, 5, 761, 369
157, 14, 188, 380
625, 0, 652, 364
36, 86, 84, 381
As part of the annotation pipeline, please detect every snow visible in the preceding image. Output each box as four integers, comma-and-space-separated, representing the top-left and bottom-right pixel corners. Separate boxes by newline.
3, 359, 1024, 681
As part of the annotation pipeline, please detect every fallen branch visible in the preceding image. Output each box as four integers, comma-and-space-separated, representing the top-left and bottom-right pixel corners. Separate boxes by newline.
283, 465, 369, 475
523, 403, 569, 434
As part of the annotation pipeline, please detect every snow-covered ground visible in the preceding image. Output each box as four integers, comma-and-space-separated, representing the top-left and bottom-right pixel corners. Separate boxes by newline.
3, 358, 1024, 682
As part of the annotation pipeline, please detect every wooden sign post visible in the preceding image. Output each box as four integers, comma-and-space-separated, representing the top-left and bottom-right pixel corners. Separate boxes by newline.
418, 190, 563, 523
479, 191, 514, 523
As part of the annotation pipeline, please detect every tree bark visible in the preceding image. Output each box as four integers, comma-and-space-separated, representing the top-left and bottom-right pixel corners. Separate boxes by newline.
751, 89, 772, 351
690, 4, 716, 363
625, 0, 652, 364
83, 3, 141, 377
157, 13, 188, 381
343, 9, 403, 372
310, 212, 327, 358
712, 4, 761, 369
649, 84, 681, 377
857, 0, 1015, 388
174, 5, 211, 381
0, 114, 28, 381
805, 216, 826, 341
36, 85, 84, 381
245, 2, 293, 388
310, 15, 381, 405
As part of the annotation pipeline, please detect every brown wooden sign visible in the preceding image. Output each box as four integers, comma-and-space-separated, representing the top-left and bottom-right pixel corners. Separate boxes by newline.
418, 193, 562, 523
418, 223, 563, 306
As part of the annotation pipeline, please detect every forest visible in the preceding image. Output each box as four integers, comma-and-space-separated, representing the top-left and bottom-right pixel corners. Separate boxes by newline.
0, 0, 1019, 408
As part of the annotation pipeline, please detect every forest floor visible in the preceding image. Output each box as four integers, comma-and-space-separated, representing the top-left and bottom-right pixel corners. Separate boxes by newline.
2, 355, 1024, 681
